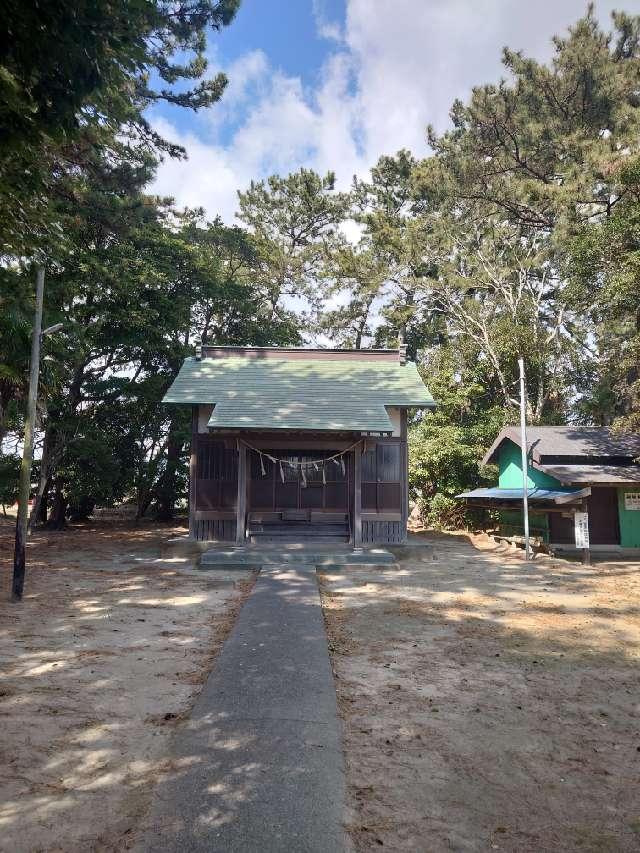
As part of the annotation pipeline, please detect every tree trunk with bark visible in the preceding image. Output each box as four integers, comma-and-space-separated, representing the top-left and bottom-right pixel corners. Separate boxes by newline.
154, 415, 183, 521
46, 483, 67, 530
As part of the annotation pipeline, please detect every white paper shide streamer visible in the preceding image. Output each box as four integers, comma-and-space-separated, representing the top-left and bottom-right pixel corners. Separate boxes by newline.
241, 438, 362, 487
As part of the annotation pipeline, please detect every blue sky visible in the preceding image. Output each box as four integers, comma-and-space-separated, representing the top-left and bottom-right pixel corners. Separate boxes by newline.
216, 0, 346, 95
151, 0, 623, 224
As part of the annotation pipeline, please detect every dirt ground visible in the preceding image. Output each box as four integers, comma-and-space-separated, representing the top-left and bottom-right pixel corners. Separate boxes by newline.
321, 532, 640, 853
0, 519, 253, 853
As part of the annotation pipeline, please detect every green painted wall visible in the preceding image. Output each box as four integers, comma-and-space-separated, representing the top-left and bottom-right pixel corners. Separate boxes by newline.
499, 509, 550, 543
617, 489, 640, 548
497, 440, 640, 549
498, 440, 564, 489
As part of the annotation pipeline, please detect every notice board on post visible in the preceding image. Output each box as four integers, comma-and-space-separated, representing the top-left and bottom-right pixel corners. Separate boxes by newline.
574, 511, 590, 549
624, 492, 640, 511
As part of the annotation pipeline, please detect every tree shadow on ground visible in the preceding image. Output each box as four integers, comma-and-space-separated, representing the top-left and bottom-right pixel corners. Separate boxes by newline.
320, 530, 640, 852
0, 518, 253, 852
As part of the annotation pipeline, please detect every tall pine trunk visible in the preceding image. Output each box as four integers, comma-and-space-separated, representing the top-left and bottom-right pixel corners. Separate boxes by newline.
154, 416, 182, 521
46, 483, 67, 530
29, 426, 53, 529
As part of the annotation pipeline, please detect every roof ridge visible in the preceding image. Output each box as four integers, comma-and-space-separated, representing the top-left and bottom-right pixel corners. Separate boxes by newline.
201, 345, 399, 352
197, 345, 405, 364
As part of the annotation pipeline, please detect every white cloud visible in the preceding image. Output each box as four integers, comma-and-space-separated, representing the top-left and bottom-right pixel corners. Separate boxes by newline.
312, 0, 344, 43
151, 119, 252, 222
151, 0, 623, 223
150, 47, 364, 222
201, 49, 270, 137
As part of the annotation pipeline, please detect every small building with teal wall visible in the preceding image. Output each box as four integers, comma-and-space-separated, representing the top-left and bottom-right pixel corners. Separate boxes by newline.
460, 426, 640, 553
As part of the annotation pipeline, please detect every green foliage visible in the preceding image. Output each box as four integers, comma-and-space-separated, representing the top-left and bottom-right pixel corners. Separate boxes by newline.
5, 4, 640, 537
0, 268, 31, 443
411, 8, 640, 435
347, 150, 428, 351
0, 454, 20, 513
568, 153, 640, 429
408, 349, 503, 527
23, 160, 300, 526
401, 8, 640, 525
231, 8, 640, 529
1, 1, 254, 527
237, 169, 349, 318
0, 1, 239, 146
318, 238, 389, 348
0, 0, 239, 253
420, 9, 640, 234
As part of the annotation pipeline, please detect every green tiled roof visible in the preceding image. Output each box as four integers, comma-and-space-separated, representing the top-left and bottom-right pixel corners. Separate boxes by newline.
163, 355, 434, 432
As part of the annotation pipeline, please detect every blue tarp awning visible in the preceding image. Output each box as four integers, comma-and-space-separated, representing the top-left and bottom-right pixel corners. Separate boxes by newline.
457, 487, 588, 504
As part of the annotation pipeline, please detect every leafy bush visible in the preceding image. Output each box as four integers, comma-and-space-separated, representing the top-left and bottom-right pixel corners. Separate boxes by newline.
0, 454, 20, 513
408, 348, 504, 530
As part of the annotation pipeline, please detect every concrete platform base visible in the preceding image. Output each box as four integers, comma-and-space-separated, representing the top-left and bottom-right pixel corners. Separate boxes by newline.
198, 543, 397, 572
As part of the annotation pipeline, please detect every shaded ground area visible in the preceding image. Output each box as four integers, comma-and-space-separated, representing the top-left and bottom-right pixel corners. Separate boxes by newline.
0, 519, 253, 853
321, 532, 640, 852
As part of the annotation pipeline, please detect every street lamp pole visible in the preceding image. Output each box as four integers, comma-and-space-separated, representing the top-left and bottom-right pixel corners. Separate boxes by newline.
518, 357, 531, 561
12, 264, 45, 601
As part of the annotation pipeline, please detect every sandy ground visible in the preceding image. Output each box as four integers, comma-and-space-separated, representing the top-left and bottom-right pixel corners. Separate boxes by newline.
321, 532, 640, 853
0, 519, 253, 853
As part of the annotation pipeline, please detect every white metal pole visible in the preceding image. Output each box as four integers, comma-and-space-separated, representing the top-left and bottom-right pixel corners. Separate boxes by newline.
518, 357, 531, 561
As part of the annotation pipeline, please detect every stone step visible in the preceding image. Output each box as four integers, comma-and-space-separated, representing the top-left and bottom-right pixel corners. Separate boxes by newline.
249, 535, 350, 545
249, 523, 349, 533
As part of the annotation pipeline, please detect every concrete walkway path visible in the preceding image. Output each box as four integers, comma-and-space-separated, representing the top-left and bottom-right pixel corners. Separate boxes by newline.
139, 565, 348, 853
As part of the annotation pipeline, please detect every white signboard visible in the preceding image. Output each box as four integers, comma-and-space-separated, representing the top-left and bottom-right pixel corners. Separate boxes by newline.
624, 492, 640, 511
574, 512, 590, 549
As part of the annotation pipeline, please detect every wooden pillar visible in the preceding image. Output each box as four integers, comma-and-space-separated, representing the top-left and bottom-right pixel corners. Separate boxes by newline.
400, 409, 409, 544
189, 407, 198, 539
236, 441, 247, 545
353, 442, 362, 550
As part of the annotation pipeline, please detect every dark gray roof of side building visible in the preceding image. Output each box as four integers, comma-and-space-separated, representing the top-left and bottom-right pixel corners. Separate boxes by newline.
538, 464, 640, 485
483, 426, 640, 466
